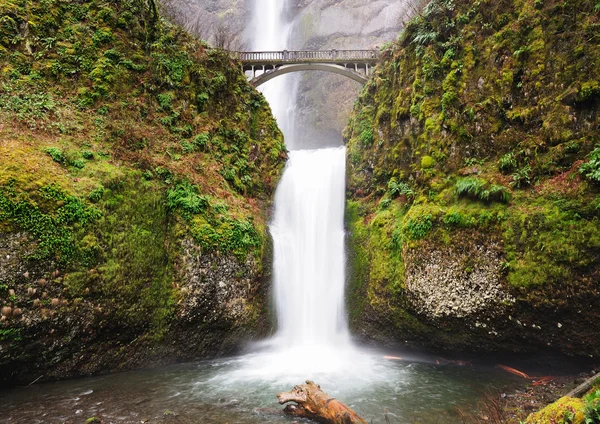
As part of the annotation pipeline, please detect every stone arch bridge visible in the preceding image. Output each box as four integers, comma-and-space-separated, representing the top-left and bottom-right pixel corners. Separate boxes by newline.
234, 50, 379, 86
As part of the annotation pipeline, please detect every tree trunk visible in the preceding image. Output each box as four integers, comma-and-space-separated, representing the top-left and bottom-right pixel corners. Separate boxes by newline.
277, 380, 368, 424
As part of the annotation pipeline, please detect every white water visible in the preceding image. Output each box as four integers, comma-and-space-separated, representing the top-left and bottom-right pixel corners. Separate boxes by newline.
250, 0, 297, 148
226, 0, 392, 385
271, 148, 350, 348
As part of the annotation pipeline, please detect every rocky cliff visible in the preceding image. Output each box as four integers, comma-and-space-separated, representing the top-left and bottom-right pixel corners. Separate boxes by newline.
0, 0, 285, 385
290, 0, 411, 147
345, 0, 600, 356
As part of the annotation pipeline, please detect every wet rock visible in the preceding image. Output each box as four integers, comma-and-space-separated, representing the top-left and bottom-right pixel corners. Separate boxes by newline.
404, 240, 514, 320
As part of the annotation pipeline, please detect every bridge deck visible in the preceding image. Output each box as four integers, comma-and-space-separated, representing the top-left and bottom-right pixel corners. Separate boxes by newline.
235, 50, 379, 65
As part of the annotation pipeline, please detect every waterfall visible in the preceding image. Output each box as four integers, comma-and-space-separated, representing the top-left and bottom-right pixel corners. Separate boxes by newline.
251, 0, 297, 149
271, 147, 350, 348
229, 0, 378, 382
252, 0, 352, 353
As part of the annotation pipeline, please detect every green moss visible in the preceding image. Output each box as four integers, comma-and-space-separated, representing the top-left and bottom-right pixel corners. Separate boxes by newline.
0, 181, 101, 264
421, 155, 435, 169
525, 396, 585, 424
343, 0, 600, 355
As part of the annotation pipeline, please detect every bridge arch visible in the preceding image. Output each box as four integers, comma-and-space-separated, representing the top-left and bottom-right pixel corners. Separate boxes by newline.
236, 50, 379, 87
251, 63, 368, 86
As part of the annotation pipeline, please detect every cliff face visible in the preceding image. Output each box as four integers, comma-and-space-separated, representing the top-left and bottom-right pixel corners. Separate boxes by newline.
0, 0, 285, 385
345, 0, 600, 355
290, 0, 410, 147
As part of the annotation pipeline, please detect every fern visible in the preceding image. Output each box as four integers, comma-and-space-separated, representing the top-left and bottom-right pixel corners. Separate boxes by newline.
166, 181, 210, 216
510, 165, 532, 188
579, 145, 600, 183
387, 178, 414, 198
412, 30, 439, 46
456, 178, 509, 203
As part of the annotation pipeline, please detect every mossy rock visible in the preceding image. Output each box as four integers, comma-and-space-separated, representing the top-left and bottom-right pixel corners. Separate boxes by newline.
525, 396, 585, 424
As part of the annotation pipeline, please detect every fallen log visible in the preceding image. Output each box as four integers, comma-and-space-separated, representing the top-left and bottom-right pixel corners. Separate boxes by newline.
277, 380, 367, 424
564, 371, 600, 399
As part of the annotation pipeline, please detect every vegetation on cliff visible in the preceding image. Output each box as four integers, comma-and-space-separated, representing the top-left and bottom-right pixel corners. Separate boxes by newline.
0, 0, 285, 384
345, 0, 600, 355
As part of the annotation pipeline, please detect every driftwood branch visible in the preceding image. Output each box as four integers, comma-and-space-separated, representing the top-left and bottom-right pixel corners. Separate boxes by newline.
277, 380, 367, 424
564, 371, 600, 399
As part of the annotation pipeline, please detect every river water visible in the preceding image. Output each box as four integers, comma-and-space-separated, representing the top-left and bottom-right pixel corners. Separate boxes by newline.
1, 352, 524, 423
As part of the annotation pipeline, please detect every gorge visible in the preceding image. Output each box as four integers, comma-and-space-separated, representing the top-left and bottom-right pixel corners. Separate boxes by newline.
0, 0, 599, 422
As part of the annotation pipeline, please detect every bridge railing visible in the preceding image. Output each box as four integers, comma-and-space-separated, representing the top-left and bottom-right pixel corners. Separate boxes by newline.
235, 49, 379, 63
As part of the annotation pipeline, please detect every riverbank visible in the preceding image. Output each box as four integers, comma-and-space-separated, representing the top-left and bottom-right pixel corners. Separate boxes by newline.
460, 368, 598, 423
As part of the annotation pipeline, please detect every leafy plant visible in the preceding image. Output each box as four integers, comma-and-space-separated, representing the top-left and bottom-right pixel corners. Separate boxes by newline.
456, 177, 510, 203
379, 197, 392, 209
498, 152, 518, 173
166, 181, 210, 216
403, 214, 433, 240
193, 133, 210, 150
0, 183, 101, 264
510, 165, 532, 188
387, 178, 414, 198
44, 147, 64, 163
584, 388, 600, 423
579, 145, 600, 183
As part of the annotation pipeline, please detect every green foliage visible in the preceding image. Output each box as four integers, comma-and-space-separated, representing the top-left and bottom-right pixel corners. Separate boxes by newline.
0, 182, 101, 264
0, 87, 56, 125
387, 178, 414, 198
578, 81, 600, 102
191, 217, 261, 259
157, 93, 174, 110
456, 177, 510, 203
379, 197, 392, 209
44, 147, 64, 163
87, 187, 105, 203
421, 155, 435, 169
193, 133, 210, 150
511, 165, 532, 188
0, 328, 22, 342
166, 182, 210, 217
403, 214, 433, 240
359, 120, 374, 146
579, 146, 600, 183
82, 150, 95, 160
498, 152, 518, 173
584, 389, 600, 423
